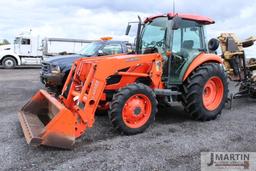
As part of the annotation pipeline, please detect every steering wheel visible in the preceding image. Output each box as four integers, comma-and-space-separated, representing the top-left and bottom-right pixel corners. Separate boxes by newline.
173, 49, 190, 59
172, 53, 183, 60
143, 39, 165, 48
156, 40, 164, 47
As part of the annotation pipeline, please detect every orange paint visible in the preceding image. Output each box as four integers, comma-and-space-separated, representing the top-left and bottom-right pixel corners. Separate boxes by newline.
203, 76, 224, 111
122, 94, 152, 129
19, 53, 164, 148
183, 53, 223, 81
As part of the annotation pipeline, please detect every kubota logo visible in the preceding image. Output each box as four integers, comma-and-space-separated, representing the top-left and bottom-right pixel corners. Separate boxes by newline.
126, 57, 140, 62
92, 80, 100, 97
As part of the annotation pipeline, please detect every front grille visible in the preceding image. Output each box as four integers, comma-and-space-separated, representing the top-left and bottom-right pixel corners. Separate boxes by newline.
41, 62, 51, 73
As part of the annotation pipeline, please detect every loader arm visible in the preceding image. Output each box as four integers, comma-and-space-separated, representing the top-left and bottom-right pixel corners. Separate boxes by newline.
18, 53, 163, 149
61, 53, 163, 134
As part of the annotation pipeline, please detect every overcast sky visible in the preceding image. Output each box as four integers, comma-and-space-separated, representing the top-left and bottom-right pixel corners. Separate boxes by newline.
0, 0, 255, 56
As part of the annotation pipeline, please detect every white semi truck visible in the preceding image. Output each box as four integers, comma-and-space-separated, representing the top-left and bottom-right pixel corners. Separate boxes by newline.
0, 32, 95, 69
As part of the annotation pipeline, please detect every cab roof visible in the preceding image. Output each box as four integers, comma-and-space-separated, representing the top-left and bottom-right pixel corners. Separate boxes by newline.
144, 13, 215, 25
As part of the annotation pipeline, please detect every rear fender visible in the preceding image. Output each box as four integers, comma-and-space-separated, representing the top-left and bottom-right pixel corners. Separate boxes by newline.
183, 53, 223, 81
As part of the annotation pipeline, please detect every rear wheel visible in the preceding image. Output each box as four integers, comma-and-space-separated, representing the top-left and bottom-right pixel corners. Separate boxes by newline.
109, 83, 157, 135
3, 57, 16, 69
182, 63, 228, 121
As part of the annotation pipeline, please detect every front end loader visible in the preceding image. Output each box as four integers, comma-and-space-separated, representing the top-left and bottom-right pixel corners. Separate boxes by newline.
19, 13, 228, 149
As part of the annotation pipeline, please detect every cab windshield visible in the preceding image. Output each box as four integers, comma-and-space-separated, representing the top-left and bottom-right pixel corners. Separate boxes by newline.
14, 37, 21, 44
78, 42, 103, 56
141, 17, 167, 55
141, 17, 206, 56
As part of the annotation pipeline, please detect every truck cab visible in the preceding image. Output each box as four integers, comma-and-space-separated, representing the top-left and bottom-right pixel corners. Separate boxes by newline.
13, 35, 42, 64
0, 33, 42, 68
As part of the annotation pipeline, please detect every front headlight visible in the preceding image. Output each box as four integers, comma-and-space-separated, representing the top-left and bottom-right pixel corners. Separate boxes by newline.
51, 65, 61, 74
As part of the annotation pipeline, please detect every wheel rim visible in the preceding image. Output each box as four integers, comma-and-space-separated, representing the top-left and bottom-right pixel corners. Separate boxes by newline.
203, 76, 224, 111
122, 94, 152, 129
5, 59, 14, 67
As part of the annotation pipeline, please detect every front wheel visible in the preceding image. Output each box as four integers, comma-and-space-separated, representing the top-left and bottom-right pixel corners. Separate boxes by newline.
182, 63, 228, 121
3, 57, 17, 69
109, 83, 158, 135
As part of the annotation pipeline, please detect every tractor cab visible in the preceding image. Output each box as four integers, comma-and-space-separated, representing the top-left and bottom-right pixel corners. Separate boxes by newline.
142, 14, 219, 85
127, 13, 218, 85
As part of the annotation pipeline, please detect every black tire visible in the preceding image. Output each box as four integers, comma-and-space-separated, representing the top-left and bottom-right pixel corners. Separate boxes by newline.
109, 83, 157, 135
95, 109, 108, 116
2, 57, 17, 69
182, 63, 228, 121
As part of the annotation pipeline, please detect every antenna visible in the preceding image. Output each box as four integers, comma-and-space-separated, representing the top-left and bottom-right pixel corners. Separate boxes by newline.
173, 0, 176, 14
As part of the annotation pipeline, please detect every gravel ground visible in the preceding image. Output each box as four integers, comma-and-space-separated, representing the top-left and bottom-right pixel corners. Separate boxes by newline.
0, 69, 255, 171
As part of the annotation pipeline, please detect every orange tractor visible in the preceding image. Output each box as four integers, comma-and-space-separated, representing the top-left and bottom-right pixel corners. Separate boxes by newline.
18, 13, 228, 149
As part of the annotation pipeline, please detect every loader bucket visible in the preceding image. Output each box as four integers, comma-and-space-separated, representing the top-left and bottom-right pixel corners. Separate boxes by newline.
18, 90, 77, 149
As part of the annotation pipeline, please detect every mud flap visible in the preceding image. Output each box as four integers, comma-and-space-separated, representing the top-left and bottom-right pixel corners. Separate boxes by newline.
18, 90, 77, 149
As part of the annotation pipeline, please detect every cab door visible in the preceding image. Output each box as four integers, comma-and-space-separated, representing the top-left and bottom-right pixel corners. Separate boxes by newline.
169, 20, 206, 84
19, 38, 32, 56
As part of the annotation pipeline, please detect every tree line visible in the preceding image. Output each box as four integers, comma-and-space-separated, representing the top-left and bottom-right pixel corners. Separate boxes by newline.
0, 39, 10, 45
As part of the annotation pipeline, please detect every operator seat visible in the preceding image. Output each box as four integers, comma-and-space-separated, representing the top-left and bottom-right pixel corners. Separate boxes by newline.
179, 40, 194, 59
182, 40, 194, 49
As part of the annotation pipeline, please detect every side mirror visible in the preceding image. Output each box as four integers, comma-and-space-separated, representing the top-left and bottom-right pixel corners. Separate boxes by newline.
172, 16, 182, 30
125, 25, 131, 35
208, 38, 219, 51
98, 50, 104, 56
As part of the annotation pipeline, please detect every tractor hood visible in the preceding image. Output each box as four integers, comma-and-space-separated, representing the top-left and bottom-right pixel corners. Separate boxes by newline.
73, 54, 151, 65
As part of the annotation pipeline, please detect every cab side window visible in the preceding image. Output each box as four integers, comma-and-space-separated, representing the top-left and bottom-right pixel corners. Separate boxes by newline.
21, 39, 30, 45
183, 27, 202, 49
102, 44, 122, 55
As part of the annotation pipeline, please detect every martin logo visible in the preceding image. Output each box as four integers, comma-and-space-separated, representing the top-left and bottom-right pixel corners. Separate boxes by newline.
201, 152, 256, 171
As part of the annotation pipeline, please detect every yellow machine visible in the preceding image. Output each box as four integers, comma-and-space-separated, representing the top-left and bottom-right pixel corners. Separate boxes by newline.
218, 33, 256, 97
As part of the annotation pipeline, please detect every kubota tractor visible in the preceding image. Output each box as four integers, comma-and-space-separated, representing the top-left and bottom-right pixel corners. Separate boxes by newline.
18, 13, 228, 149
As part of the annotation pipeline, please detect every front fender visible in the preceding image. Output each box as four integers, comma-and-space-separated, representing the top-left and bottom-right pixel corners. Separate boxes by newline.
183, 53, 223, 81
